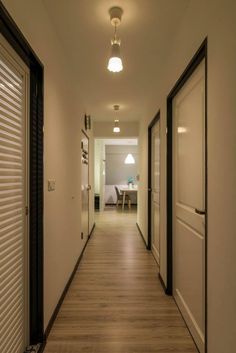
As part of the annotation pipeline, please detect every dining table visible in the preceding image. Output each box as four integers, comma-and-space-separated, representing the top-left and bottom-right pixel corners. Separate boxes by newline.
119, 186, 138, 210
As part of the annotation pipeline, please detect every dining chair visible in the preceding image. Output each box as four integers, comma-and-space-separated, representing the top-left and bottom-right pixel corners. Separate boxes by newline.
114, 186, 131, 209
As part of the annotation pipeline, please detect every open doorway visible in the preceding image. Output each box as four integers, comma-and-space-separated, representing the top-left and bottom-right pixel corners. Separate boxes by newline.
94, 138, 139, 216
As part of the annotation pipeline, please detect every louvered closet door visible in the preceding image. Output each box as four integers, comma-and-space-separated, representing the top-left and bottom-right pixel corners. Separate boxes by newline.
0, 35, 29, 353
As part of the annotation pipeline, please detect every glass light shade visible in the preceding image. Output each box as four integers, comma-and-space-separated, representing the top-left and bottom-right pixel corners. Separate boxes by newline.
113, 126, 120, 133
108, 57, 123, 72
124, 153, 135, 164
113, 119, 120, 133
107, 43, 123, 72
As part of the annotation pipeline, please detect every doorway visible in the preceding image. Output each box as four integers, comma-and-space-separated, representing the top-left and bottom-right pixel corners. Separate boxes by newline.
94, 138, 138, 214
148, 112, 160, 266
167, 40, 207, 353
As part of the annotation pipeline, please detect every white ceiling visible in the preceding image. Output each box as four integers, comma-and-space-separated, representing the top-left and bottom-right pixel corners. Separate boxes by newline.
43, 0, 189, 122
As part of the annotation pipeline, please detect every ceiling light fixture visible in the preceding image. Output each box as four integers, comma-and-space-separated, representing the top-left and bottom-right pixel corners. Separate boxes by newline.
124, 154, 135, 164
113, 119, 120, 133
113, 104, 120, 132
107, 7, 123, 73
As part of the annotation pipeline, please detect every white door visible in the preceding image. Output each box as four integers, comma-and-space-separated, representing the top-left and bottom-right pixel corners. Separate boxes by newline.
0, 35, 29, 353
81, 132, 89, 238
173, 60, 205, 352
151, 120, 160, 264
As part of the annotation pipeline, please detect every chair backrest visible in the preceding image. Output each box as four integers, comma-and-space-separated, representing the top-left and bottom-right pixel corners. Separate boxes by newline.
114, 186, 120, 198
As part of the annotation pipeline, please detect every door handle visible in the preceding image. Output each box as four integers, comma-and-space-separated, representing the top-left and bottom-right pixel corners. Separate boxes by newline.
86, 185, 91, 191
195, 208, 206, 215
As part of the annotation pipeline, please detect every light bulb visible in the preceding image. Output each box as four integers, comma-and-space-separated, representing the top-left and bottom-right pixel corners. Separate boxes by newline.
108, 57, 123, 72
113, 126, 120, 133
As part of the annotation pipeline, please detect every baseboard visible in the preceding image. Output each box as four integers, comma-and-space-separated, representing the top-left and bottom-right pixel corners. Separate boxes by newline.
43, 222, 95, 345
136, 223, 148, 249
135, 225, 168, 296
89, 222, 96, 238
158, 273, 167, 293
174, 290, 204, 352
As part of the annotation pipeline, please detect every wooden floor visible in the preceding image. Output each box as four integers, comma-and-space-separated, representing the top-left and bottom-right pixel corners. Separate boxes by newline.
44, 208, 198, 353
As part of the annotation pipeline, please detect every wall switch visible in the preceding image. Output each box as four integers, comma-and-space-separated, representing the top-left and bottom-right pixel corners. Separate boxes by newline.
48, 179, 56, 191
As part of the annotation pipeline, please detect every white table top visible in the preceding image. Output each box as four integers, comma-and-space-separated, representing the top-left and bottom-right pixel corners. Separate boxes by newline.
120, 187, 138, 192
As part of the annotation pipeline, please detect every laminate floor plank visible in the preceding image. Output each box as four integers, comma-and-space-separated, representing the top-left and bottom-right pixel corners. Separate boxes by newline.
44, 208, 198, 353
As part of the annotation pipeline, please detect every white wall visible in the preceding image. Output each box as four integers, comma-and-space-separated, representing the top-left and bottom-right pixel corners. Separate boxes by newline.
105, 145, 138, 185
137, 118, 149, 244
137, 1, 236, 352
2, 0, 94, 330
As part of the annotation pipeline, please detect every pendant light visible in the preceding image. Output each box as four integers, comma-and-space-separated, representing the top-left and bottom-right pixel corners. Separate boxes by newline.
113, 119, 120, 133
124, 153, 135, 164
113, 104, 120, 133
107, 7, 123, 73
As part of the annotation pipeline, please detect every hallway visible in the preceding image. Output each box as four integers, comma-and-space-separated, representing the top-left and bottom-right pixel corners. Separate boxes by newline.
1, 2, 236, 352
44, 210, 197, 353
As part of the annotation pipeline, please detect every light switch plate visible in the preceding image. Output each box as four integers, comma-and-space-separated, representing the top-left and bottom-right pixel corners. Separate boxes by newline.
48, 179, 56, 191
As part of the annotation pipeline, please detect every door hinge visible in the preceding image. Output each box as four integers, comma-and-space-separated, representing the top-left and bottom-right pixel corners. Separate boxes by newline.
81, 232, 83, 239
25, 206, 29, 216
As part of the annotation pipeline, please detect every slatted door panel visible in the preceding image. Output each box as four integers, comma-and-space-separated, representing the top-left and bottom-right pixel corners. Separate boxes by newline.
0, 38, 28, 353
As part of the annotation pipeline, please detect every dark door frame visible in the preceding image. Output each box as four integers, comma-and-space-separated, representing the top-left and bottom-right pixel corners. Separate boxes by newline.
166, 38, 208, 350
147, 110, 160, 250
0, 3, 44, 346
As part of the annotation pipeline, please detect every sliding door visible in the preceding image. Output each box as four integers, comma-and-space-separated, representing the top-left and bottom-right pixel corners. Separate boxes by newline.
0, 34, 29, 353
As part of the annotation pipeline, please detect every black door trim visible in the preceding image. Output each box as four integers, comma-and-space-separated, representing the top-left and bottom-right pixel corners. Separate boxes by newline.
166, 38, 208, 351
147, 110, 160, 250
1, 3, 44, 345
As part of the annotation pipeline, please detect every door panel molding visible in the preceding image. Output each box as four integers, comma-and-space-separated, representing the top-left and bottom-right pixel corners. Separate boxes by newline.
166, 38, 207, 351
0, 3, 44, 346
